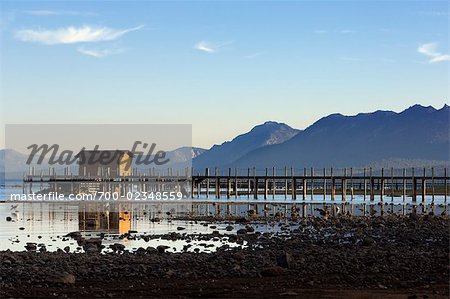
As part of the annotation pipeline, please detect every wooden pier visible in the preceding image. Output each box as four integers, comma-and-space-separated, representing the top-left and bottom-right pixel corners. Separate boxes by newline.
22, 167, 449, 203
190, 167, 449, 203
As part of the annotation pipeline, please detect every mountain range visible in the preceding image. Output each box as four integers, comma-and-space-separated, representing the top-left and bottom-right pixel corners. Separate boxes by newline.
193, 104, 449, 170
1, 104, 449, 181
193, 121, 300, 170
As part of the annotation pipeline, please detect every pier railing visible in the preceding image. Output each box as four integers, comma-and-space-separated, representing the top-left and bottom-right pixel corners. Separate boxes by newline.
21, 166, 449, 203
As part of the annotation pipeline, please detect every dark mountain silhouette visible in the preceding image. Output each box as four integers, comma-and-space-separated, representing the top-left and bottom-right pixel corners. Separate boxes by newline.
230, 104, 449, 169
193, 121, 300, 170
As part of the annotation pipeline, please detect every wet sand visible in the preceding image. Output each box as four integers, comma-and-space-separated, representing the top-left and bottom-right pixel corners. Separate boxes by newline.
1, 214, 448, 298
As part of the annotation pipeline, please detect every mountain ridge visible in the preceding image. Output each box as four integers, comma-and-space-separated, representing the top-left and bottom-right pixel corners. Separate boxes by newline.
193, 121, 300, 169
228, 104, 449, 169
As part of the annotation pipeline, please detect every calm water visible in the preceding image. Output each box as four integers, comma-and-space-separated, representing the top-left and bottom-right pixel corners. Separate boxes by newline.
1, 183, 448, 253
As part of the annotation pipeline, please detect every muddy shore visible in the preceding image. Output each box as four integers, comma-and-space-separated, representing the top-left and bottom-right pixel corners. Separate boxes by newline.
1, 214, 448, 298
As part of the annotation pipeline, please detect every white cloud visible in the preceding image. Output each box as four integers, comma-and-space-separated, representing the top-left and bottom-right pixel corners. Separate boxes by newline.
25, 10, 97, 16
77, 46, 125, 58
313, 29, 328, 34
194, 41, 215, 53
340, 29, 356, 34
193, 40, 234, 53
15, 25, 144, 45
417, 42, 450, 63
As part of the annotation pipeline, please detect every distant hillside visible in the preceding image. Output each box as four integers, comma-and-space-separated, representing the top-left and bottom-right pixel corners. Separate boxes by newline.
193, 121, 300, 170
0, 147, 207, 181
133, 146, 206, 173
231, 104, 449, 169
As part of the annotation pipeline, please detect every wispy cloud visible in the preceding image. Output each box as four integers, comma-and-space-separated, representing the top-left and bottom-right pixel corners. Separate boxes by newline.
416, 11, 449, 17
194, 41, 215, 53
15, 25, 144, 45
77, 46, 125, 58
313, 29, 328, 34
417, 43, 450, 63
340, 29, 356, 34
25, 10, 97, 17
193, 40, 234, 53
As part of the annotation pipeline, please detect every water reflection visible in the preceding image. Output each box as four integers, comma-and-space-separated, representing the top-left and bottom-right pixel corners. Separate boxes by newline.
79, 208, 131, 235
0, 201, 448, 253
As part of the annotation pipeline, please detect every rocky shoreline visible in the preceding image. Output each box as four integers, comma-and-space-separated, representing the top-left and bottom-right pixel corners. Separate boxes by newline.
1, 214, 449, 298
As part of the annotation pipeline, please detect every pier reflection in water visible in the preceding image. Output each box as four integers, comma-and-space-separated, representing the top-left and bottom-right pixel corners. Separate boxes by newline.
0, 201, 448, 253
79, 208, 131, 235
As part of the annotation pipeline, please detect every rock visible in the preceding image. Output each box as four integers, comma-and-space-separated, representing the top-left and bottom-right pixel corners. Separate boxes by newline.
84, 243, 100, 254
276, 252, 293, 269
146, 246, 158, 254
6, 216, 12, 222
128, 230, 138, 234
362, 237, 375, 246
261, 266, 286, 277
2, 259, 12, 266
228, 235, 238, 242
280, 291, 299, 296
19, 227, 25, 230
164, 269, 175, 277
225, 225, 234, 231
58, 273, 76, 285
157, 245, 169, 254
64, 246, 70, 253
85, 238, 102, 247
177, 227, 186, 231
409, 212, 418, 220
235, 217, 249, 224
245, 225, 255, 233
237, 229, 247, 235
233, 252, 245, 261
25, 243, 37, 252
109, 243, 125, 252
135, 247, 146, 255
65, 231, 82, 240
76, 238, 86, 246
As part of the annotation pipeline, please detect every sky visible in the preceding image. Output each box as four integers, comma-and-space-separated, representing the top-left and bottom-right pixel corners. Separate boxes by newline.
0, 0, 449, 149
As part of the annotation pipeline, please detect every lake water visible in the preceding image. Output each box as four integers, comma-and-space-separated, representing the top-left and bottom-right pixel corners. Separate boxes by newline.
1, 183, 448, 253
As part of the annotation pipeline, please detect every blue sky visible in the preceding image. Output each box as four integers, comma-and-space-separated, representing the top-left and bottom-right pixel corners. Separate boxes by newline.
0, 1, 449, 149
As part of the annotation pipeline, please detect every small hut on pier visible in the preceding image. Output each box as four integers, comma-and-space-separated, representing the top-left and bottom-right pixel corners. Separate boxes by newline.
78, 150, 134, 177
